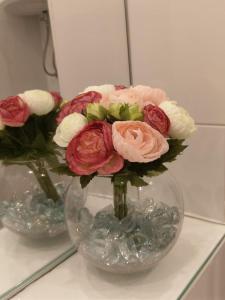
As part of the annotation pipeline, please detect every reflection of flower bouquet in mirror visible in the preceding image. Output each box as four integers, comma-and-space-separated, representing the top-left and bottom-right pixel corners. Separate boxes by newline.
53, 84, 196, 273
0, 90, 68, 238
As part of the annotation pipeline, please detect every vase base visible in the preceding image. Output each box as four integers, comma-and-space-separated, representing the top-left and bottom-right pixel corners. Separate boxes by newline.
78, 199, 181, 274
0, 183, 66, 239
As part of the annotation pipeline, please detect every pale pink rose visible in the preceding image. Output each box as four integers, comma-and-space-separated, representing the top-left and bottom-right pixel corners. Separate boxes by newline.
132, 85, 168, 107
100, 88, 142, 109
112, 121, 169, 163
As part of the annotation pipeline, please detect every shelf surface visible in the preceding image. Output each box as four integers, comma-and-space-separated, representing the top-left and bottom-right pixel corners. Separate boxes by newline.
0, 228, 73, 298
11, 216, 225, 300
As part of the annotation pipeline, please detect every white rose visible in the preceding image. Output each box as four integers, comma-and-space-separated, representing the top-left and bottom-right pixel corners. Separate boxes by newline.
0, 117, 5, 130
53, 112, 88, 147
19, 90, 55, 116
83, 84, 115, 95
159, 101, 196, 139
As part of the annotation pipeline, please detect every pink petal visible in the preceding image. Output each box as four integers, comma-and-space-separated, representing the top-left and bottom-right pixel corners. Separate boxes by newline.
98, 152, 124, 175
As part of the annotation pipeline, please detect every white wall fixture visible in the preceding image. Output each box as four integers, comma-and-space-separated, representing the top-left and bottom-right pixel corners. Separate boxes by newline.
48, 0, 130, 98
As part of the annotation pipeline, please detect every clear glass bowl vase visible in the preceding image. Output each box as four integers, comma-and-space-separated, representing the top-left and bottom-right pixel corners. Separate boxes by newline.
0, 159, 71, 239
65, 173, 184, 274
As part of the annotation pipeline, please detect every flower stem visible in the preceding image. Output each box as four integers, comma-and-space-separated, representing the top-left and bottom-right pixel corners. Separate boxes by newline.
26, 161, 60, 202
113, 178, 128, 220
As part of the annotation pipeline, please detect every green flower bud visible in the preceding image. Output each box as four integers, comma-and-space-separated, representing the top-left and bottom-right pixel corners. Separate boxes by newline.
86, 103, 107, 121
108, 103, 124, 120
108, 103, 143, 121
128, 104, 144, 121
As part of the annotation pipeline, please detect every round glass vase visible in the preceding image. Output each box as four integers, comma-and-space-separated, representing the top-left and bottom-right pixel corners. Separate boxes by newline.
0, 159, 71, 239
65, 173, 184, 274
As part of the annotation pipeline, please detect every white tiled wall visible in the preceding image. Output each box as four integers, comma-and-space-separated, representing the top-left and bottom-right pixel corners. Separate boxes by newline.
0, 9, 47, 98
48, 0, 225, 222
48, 0, 130, 99
171, 125, 225, 223
127, 0, 225, 223
127, 0, 225, 125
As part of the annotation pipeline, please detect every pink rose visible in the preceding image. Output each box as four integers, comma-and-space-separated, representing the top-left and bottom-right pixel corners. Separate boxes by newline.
112, 121, 169, 163
100, 88, 142, 109
57, 91, 102, 124
132, 85, 168, 107
115, 84, 127, 90
66, 121, 124, 175
0, 96, 30, 127
144, 104, 170, 136
98, 151, 124, 175
51, 91, 62, 106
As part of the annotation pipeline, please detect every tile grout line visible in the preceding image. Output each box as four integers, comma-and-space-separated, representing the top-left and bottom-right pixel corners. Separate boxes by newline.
196, 123, 225, 127
124, 0, 133, 86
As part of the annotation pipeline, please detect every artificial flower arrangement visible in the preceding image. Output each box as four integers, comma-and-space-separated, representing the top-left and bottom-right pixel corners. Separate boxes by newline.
53, 84, 196, 210
51, 84, 196, 272
0, 90, 63, 202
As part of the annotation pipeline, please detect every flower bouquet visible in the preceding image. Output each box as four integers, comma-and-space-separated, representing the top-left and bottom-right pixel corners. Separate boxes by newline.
0, 90, 68, 238
53, 84, 196, 273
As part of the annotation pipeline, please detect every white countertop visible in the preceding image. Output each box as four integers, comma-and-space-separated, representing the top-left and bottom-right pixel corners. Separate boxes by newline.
11, 216, 225, 300
0, 228, 72, 297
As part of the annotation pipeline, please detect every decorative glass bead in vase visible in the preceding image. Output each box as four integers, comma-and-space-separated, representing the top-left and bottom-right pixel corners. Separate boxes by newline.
65, 173, 183, 273
0, 90, 69, 239
0, 159, 69, 239
53, 84, 196, 273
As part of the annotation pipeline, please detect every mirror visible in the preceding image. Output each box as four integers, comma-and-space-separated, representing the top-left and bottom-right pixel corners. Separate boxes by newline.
0, 0, 131, 297
0, 0, 75, 297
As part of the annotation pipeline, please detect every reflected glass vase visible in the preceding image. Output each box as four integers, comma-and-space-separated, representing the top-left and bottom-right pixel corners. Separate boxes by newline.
0, 159, 71, 239
65, 173, 184, 274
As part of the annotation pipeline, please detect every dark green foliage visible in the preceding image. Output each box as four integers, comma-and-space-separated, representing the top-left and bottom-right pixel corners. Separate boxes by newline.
51, 164, 76, 177
80, 173, 96, 188
161, 139, 187, 163
112, 139, 187, 187
24, 125, 187, 188
48, 139, 188, 189
0, 110, 59, 162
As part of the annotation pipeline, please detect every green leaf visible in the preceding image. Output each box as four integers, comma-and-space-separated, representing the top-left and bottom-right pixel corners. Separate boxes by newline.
80, 173, 96, 189
119, 139, 187, 181
31, 131, 47, 150
0, 110, 59, 163
146, 164, 168, 177
161, 139, 188, 163
51, 164, 76, 177
45, 153, 62, 169
112, 173, 148, 187
120, 104, 130, 120
128, 175, 148, 187
112, 174, 129, 185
